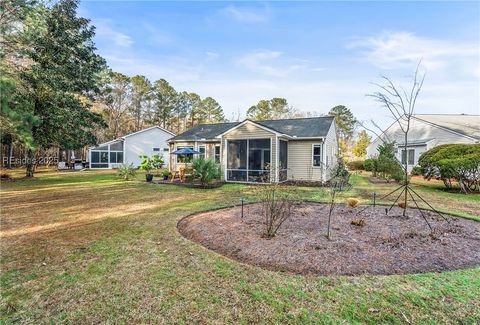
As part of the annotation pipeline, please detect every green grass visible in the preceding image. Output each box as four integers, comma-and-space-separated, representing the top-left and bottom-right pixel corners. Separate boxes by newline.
1, 169, 479, 323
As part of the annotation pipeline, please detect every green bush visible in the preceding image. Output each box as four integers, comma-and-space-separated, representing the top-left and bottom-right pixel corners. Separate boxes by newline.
410, 166, 423, 176
139, 154, 164, 174
418, 144, 480, 193
364, 159, 375, 172
192, 158, 220, 187
369, 143, 404, 182
117, 163, 136, 180
346, 160, 365, 170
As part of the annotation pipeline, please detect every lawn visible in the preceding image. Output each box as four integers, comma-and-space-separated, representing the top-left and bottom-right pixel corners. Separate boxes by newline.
1, 169, 479, 323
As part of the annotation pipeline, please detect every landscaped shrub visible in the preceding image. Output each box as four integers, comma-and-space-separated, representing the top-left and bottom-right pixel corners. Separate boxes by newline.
192, 158, 220, 187
254, 183, 300, 238
364, 158, 375, 172
117, 163, 136, 180
418, 144, 480, 193
346, 198, 359, 207
372, 143, 404, 182
347, 160, 365, 171
410, 166, 423, 176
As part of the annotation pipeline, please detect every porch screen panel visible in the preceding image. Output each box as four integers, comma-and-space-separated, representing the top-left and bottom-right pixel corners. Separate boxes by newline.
227, 140, 247, 182
248, 139, 270, 182
227, 139, 271, 183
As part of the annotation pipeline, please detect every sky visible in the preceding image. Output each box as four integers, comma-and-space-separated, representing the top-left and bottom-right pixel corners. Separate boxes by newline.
79, 1, 480, 128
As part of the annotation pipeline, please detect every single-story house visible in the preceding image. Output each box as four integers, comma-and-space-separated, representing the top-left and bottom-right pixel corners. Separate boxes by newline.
367, 114, 480, 171
89, 126, 175, 169
168, 117, 338, 183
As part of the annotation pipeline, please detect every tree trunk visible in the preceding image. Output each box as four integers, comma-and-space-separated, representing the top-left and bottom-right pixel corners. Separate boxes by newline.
26, 149, 35, 177
7, 143, 13, 169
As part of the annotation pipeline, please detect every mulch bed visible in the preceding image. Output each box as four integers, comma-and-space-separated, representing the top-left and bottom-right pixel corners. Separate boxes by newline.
153, 179, 224, 189
178, 203, 480, 276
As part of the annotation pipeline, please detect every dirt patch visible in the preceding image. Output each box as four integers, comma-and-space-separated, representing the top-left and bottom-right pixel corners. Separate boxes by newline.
178, 203, 480, 276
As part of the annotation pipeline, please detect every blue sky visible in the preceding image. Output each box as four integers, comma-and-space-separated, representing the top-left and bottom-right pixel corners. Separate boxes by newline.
79, 1, 480, 127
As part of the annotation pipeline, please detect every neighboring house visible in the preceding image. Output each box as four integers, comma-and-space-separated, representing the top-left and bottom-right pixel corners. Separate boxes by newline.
168, 117, 338, 183
89, 126, 175, 169
367, 114, 480, 171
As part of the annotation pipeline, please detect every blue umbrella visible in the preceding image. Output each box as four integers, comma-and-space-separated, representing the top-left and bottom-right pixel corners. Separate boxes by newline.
172, 148, 201, 155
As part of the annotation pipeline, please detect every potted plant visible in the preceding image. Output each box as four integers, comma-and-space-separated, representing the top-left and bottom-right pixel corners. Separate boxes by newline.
139, 155, 156, 182
161, 169, 170, 180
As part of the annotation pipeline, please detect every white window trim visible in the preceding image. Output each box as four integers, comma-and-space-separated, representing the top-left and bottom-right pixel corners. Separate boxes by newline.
311, 143, 323, 168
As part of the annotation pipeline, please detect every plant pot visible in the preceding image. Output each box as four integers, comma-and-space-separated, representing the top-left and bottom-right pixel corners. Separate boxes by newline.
146, 174, 153, 182
163, 176, 169, 180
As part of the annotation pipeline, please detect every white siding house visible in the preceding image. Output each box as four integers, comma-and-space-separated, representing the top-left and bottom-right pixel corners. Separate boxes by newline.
89, 126, 175, 169
367, 114, 480, 171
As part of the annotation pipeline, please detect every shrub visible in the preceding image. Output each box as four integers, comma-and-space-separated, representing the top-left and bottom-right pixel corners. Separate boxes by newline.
410, 166, 423, 176
117, 163, 136, 180
139, 154, 164, 174
347, 160, 365, 171
373, 143, 404, 182
192, 158, 220, 187
346, 198, 359, 207
418, 144, 480, 193
254, 183, 300, 238
364, 159, 375, 172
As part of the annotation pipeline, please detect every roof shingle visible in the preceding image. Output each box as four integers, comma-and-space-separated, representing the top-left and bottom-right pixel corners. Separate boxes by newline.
169, 116, 335, 141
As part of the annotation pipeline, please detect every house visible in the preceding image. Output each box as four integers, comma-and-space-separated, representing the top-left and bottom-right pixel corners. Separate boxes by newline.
167, 117, 338, 183
89, 126, 175, 169
367, 114, 480, 171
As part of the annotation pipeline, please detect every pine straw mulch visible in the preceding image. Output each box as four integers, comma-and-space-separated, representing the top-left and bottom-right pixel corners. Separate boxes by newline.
178, 203, 480, 276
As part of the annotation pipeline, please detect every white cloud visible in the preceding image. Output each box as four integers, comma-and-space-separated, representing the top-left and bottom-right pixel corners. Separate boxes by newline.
94, 19, 133, 47
219, 5, 271, 23
235, 50, 306, 77
347, 31, 478, 72
205, 51, 219, 61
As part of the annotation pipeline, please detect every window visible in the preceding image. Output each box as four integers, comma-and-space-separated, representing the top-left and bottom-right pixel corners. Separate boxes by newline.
198, 145, 206, 160
401, 149, 415, 165
109, 141, 123, 151
153, 148, 160, 152
227, 139, 271, 182
109, 152, 123, 163
214, 145, 221, 163
312, 144, 322, 167
176, 146, 194, 163
163, 148, 169, 152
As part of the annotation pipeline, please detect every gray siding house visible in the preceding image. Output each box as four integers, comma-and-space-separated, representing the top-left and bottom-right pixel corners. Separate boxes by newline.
168, 117, 338, 183
367, 114, 480, 171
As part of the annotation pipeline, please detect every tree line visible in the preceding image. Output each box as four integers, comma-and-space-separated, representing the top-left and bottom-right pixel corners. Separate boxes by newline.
94, 70, 225, 142
0, 0, 226, 175
0, 0, 367, 176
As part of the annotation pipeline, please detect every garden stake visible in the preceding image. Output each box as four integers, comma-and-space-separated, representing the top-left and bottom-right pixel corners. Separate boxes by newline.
408, 189, 432, 231
373, 192, 376, 207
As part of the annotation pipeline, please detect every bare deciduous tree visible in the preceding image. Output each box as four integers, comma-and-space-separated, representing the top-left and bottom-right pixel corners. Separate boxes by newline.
367, 62, 425, 217
254, 183, 300, 238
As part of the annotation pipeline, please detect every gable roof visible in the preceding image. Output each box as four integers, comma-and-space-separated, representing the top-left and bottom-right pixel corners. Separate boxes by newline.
92, 126, 175, 148
257, 116, 335, 138
413, 114, 480, 140
168, 122, 240, 141
169, 116, 335, 141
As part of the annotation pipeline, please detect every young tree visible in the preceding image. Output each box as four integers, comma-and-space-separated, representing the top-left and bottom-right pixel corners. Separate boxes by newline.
368, 63, 425, 217
352, 130, 371, 158
16, 0, 106, 176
